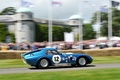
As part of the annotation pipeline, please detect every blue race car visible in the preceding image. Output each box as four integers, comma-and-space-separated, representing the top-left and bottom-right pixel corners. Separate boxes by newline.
21, 48, 93, 68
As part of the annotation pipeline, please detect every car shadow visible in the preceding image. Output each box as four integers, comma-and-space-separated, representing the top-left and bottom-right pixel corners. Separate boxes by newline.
29, 64, 96, 70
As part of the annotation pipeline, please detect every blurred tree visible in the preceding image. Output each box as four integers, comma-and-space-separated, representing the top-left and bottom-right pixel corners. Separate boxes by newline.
83, 24, 96, 40
35, 24, 72, 42
0, 7, 16, 42
0, 7, 16, 15
91, 8, 120, 36
0, 24, 15, 42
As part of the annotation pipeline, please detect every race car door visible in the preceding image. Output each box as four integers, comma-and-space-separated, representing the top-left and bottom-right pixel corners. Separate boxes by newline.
46, 50, 67, 64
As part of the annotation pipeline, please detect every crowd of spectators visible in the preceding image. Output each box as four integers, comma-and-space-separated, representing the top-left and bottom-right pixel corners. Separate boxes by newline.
0, 40, 120, 51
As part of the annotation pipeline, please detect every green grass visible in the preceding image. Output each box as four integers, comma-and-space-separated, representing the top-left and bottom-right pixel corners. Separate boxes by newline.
0, 59, 29, 68
93, 56, 120, 64
0, 68, 120, 80
0, 56, 120, 69
0, 56, 120, 80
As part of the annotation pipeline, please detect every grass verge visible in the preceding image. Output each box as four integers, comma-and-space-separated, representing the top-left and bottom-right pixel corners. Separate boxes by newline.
93, 56, 120, 64
0, 68, 120, 80
0, 59, 29, 68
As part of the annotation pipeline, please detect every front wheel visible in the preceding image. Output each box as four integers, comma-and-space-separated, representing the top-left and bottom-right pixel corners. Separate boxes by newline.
37, 59, 49, 69
77, 57, 87, 67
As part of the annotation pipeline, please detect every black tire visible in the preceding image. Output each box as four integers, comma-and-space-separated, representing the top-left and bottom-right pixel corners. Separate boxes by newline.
37, 58, 50, 69
76, 57, 87, 67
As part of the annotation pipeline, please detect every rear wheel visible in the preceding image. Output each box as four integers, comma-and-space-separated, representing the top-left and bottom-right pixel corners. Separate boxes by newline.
77, 57, 87, 67
37, 59, 50, 69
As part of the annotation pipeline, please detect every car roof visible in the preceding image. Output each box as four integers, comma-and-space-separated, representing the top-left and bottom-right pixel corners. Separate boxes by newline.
41, 48, 56, 50
30, 48, 56, 53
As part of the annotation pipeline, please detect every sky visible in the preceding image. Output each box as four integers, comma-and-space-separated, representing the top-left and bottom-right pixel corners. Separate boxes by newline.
0, 0, 120, 23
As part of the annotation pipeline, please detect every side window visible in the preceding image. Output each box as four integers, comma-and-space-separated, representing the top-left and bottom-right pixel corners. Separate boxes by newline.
46, 50, 59, 55
46, 50, 52, 55
51, 50, 58, 55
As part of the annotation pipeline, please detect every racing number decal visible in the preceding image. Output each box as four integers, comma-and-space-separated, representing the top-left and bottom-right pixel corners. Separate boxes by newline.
54, 56, 59, 61
52, 55, 61, 63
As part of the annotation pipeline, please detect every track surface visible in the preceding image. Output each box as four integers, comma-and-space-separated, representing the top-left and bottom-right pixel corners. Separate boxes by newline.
0, 63, 120, 74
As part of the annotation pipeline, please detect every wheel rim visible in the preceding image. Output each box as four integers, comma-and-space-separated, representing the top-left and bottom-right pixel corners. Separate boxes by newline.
78, 58, 86, 66
40, 59, 48, 67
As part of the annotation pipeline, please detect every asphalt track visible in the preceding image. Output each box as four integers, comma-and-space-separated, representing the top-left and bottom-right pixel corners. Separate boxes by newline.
0, 63, 120, 74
